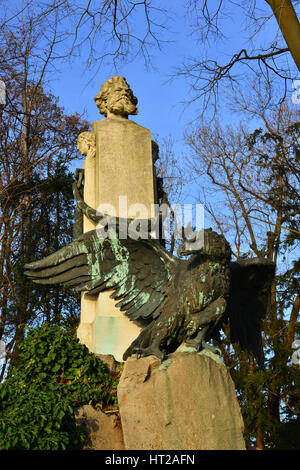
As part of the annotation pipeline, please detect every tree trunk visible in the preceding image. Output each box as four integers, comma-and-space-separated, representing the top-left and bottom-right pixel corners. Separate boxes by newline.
266, 0, 300, 71
285, 292, 300, 349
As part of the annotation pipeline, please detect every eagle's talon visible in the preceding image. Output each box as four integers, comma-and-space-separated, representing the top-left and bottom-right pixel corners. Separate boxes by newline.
185, 339, 201, 351
200, 341, 222, 356
132, 345, 164, 361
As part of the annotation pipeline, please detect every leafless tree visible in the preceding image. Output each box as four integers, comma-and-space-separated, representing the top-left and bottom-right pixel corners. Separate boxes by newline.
0, 0, 169, 71
176, 1, 300, 112
0, 8, 90, 375
184, 80, 299, 448
2, 1, 299, 111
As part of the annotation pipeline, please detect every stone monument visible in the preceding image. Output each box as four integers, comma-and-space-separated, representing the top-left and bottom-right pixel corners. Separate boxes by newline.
24, 76, 275, 451
76, 76, 156, 361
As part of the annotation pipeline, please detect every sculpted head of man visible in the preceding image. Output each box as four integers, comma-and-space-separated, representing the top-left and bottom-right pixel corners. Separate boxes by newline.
94, 76, 138, 118
77, 131, 96, 159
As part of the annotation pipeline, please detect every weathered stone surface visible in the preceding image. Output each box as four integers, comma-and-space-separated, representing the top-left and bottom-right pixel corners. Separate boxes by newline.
117, 350, 246, 450
95, 353, 121, 376
75, 405, 125, 450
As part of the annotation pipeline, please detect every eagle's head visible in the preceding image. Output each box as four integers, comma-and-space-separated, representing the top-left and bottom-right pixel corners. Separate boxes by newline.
177, 228, 231, 262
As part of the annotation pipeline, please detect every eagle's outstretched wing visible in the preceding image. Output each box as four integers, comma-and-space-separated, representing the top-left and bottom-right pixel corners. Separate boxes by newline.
24, 229, 178, 323
227, 257, 275, 366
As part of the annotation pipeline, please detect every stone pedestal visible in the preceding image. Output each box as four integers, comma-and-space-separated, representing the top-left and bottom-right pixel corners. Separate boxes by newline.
117, 349, 246, 450
77, 116, 155, 362
75, 405, 125, 450
92, 118, 154, 214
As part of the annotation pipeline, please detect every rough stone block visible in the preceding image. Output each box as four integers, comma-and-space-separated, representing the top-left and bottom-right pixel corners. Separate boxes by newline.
95, 353, 121, 376
117, 350, 246, 450
75, 405, 124, 450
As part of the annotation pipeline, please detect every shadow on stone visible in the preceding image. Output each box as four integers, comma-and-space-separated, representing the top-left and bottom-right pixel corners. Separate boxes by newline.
75, 405, 125, 450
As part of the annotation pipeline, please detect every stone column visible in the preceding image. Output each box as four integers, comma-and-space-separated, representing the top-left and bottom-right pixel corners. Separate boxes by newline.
76, 133, 97, 352
77, 76, 155, 362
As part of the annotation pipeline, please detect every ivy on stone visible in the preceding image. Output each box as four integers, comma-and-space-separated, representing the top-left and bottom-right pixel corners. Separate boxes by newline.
0, 324, 119, 450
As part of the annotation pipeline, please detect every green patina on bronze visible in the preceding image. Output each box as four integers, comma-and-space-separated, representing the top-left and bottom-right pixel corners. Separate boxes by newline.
24, 189, 275, 366
73, 169, 85, 239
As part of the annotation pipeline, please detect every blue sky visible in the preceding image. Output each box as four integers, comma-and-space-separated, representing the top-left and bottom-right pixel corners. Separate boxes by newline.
50, 4, 205, 141
4, 1, 298, 174
48, 1, 290, 124
46, 3, 267, 141
6, 1, 298, 225
46, 1, 297, 184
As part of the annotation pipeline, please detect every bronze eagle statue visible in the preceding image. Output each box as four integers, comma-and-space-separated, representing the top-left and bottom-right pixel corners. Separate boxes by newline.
24, 226, 275, 366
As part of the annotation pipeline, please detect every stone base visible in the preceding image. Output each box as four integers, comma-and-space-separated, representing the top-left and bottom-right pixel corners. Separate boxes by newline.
75, 405, 124, 450
117, 349, 246, 450
95, 353, 121, 376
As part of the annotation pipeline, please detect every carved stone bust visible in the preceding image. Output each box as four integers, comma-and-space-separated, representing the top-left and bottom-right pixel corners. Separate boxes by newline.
94, 76, 138, 119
